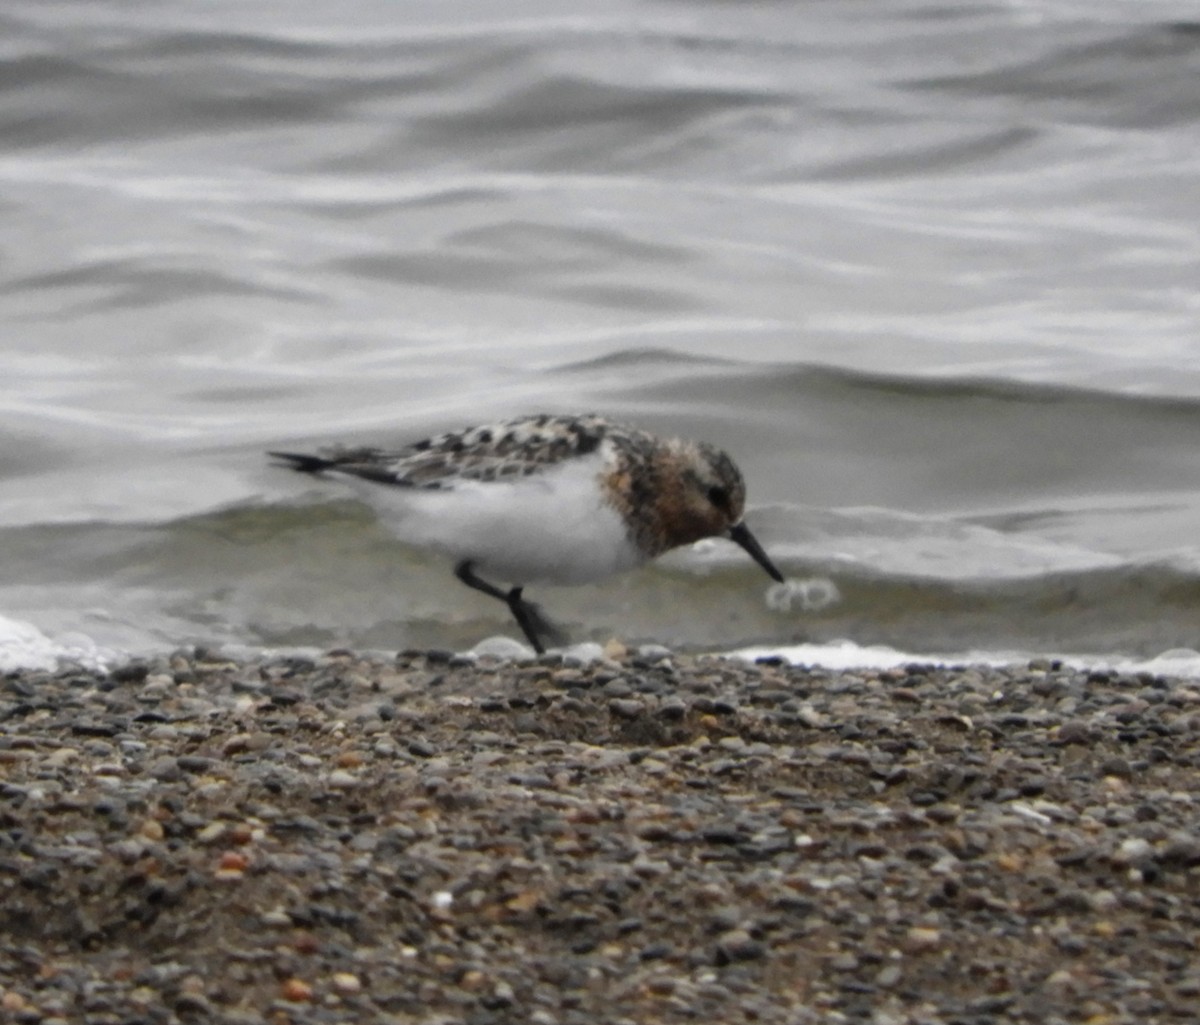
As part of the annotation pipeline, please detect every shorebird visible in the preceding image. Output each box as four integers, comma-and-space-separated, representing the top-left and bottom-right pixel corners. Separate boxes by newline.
270, 413, 783, 652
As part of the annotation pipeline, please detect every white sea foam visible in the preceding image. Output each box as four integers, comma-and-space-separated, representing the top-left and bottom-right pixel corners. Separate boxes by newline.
734, 640, 1200, 680
4, 609, 1199, 682
0, 614, 120, 672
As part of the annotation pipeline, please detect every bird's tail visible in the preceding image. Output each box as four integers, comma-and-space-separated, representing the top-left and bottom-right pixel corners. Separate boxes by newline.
268, 451, 336, 474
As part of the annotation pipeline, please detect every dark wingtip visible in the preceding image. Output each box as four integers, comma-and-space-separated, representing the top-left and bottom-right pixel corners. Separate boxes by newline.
268, 450, 332, 474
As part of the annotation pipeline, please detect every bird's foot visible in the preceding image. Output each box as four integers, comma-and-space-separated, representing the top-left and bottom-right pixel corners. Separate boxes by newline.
506, 587, 568, 654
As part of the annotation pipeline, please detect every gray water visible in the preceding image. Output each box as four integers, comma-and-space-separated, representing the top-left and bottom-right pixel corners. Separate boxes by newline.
3, 0, 1200, 662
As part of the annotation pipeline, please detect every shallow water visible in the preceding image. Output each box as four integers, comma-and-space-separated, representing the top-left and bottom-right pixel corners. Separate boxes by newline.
2, 0, 1199, 665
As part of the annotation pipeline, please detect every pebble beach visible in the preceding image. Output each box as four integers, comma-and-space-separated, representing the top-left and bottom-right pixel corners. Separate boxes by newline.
2, 647, 1199, 1024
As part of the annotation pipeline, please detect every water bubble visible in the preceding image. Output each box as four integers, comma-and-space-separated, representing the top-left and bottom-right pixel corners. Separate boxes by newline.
766, 577, 841, 613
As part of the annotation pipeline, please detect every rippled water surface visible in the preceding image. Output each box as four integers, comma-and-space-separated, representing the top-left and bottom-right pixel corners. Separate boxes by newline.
3, 0, 1200, 663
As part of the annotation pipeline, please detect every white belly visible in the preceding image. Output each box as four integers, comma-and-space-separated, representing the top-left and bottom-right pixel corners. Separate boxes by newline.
347, 454, 643, 586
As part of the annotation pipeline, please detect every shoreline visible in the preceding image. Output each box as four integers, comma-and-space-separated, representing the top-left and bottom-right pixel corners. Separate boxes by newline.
2, 648, 1199, 1022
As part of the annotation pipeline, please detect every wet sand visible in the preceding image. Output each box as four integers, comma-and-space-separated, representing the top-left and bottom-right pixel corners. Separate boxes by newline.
2, 647, 1199, 1023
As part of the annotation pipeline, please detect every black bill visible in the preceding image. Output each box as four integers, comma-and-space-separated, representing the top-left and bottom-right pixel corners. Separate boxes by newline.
728, 521, 784, 583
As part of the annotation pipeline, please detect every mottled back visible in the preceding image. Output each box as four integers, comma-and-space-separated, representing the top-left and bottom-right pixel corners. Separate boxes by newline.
306, 414, 620, 489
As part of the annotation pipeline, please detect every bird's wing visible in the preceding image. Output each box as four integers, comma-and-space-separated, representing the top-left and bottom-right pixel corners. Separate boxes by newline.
274, 414, 619, 490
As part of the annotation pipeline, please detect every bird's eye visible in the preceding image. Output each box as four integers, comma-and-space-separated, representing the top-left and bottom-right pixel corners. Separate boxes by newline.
707, 485, 730, 509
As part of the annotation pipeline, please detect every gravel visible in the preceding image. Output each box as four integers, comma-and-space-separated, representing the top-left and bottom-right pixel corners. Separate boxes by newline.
2, 647, 1200, 1023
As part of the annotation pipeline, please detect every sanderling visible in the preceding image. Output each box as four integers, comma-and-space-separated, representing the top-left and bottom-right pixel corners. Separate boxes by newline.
270, 413, 783, 653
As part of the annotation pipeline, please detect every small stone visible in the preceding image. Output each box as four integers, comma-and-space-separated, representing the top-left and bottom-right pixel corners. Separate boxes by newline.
603, 638, 628, 660
714, 929, 765, 964
639, 941, 673, 961
1099, 756, 1133, 778
795, 706, 827, 728
460, 969, 488, 991
2, 991, 30, 1013
217, 850, 250, 873
1055, 721, 1094, 745
505, 890, 541, 913
903, 926, 941, 952
331, 972, 362, 995
1160, 837, 1200, 868
222, 732, 268, 757
1112, 837, 1152, 864
280, 978, 313, 1002
174, 992, 213, 1015
609, 699, 644, 719
196, 821, 227, 844
658, 699, 687, 721
137, 818, 165, 841
876, 963, 902, 988
148, 757, 183, 782
176, 755, 217, 774
110, 662, 151, 684
644, 975, 677, 994
43, 747, 79, 768
995, 852, 1024, 872
229, 822, 255, 844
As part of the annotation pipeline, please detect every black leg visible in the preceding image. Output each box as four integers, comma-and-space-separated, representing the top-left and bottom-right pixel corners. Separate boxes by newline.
505, 586, 548, 655
454, 560, 560, 654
